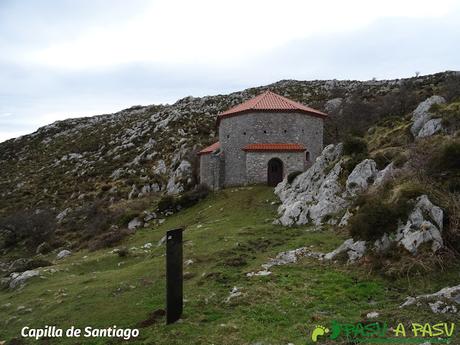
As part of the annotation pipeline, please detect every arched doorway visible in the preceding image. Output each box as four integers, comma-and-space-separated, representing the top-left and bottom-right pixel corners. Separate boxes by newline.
267, 158, 283, 186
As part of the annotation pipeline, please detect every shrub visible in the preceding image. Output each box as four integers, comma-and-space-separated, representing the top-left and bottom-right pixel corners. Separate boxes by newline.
157, 195, 177, 213
116, 247, 130, 258
88, 229, 130, 251
287, 171, 302, 184
343, 136, 368, 156
428, 140, 460, 174
177, 184, 210, 208
372, 152, 391, 170
0, 209, 56, 251
157, 184, 210, 213
348, 195, 413, 241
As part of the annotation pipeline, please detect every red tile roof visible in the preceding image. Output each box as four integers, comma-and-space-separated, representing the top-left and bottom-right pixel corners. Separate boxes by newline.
217, 90, 327, 125
197, 141, 220, 155
242, 143, 306, 152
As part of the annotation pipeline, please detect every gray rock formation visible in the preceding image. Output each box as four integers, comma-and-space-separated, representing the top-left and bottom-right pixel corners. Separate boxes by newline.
346, 159, 378, 195
323, 239, 367, 263
166, 160, 192, 195
401, 284, 460, 314
128, 217, 143, 231
275, 144, 349, 226
395, 195, 443, 254
373, 162, 396, 188
410, 96, 445, 137
8, 270, 40, 289
418, 118, 443, 137
56, 249, 72, 260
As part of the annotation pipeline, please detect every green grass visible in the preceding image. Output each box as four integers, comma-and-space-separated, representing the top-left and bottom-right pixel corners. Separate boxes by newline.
1, 186, 459, 345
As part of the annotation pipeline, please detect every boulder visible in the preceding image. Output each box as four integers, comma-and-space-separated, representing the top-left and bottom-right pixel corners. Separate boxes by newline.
395, 195, 443, 254
373, 162, 396, 188
166, 160, 192, 195
323, 239, 366, 263
346, 159, 378, 195
275, 144, 349, 226
56, 249, 72, 260
128, 184, 139, 199
418, 118, 443, 137
128, 217, 143, 231
401, 284, 460, 314
338, 209, 353, 227
56, 207, 71, 223
410, 96, 445, 137
8, 270, 40, 289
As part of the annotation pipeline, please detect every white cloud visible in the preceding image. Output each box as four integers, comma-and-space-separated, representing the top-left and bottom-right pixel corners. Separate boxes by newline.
28, 0, 458, 69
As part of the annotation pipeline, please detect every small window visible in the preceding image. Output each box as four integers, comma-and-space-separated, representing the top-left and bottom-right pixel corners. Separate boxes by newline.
263, 130, 267, 134
227, 134, 230, 139
302, 129, 304, 133
243, 132, 246, 135
306, 151, 310, 161
284, 129, 287, 133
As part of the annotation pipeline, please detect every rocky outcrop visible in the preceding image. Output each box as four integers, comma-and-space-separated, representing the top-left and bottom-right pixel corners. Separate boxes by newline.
401, 284, 460, 314
275, 144, 349, 226
128, 217, 143, 231
346, 159, 378, 195
7, 270, 40, 289
275, 144, 393, 226
166, 160, 192, 195
410, 96, 445, 137
395, 195, 443, 254
372, 163, 396, 188
323, 239, 367, 263
56, 249, 72, 260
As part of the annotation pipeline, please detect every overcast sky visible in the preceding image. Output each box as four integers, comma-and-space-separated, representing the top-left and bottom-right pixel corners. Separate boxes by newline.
1, 0, 459, 143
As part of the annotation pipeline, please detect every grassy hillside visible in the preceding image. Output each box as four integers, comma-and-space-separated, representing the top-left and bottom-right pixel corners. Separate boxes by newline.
1, 186, 459, 345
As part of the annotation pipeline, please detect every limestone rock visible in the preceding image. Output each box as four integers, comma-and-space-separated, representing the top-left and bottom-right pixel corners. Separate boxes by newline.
9, 270, 40, 289
128, 184, 139, 199
410, 95, 445, 137
418, 118, 443, 137
128, 217, 143, 231
373, 162, 396, 188
56, 207, 71, 223
275, 144, 349, 226
395, 195, 443, 254
166, 160, 192, 195
401, 284, 460, 314
338, 209, 353, 227
346, 159, 377, 195
323, 239, 366, 263
56, 249, 72, 260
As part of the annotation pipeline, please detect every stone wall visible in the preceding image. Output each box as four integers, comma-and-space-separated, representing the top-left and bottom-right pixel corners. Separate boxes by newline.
246, 151, 305, 184
219, 112, 323, 186
199, 153, 224, 190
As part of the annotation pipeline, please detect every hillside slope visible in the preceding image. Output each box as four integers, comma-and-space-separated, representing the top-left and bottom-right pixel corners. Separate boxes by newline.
1, 72, 458, 216
1, 186, 459, 345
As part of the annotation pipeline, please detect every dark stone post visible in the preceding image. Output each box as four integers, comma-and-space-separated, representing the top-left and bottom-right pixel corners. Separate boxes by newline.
166, 228, 183, 324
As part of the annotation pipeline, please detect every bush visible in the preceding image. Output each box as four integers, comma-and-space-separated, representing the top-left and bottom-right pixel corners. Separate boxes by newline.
343, 136, 368, 156
372, 152, 391, 170
178, 184, 210, 208
157, 195, 177, 213
348, 195, 412, 241
0, 209, 56, 251
428, 140, 460, 174
157, 184, 210, 213
88, 229, 130, 251
116, 247, 130, 258
287, 171, 302, 184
